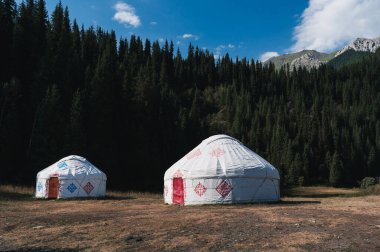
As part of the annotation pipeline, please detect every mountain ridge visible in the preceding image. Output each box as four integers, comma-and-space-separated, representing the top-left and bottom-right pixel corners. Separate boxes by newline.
265, 37, 380, 70
335, 37, 380, 57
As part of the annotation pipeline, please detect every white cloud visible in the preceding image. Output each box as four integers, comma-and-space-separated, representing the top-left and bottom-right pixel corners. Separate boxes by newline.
213, 44, 236, 57
113, 2, 141, 28
158, 38, 164, 43
216, 44, 235, 50
291, 0, 380, 52
216, 45, 226, 50
150, 21, 157, 26
260, 51, 279, 62
178, 34, 199, 40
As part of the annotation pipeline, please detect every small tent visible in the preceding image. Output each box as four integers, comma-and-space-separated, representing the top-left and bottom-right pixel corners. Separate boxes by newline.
35, 155, 107, 199
164, 135, 280, 205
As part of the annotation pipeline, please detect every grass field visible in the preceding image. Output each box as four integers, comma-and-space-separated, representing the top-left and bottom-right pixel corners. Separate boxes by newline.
1, 185, 379, 251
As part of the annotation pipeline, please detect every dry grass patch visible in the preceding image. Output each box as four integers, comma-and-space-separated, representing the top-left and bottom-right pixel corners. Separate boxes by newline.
284, 186, 361, 198
106, 190, 162, 200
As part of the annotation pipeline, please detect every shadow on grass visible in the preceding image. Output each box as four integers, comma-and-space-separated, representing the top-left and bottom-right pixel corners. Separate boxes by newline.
0, 191, 34, 201
57, 195, 137, 201
277, 199, 321, 205
2, 248, 78, 252
238, 199, 321, 206
0, 191, 136, 201
182, 198, 321, 208
283, 193, 350, 198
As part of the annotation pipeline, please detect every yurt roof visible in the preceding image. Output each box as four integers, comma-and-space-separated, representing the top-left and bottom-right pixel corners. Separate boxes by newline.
37, 155, 106, 180
164, 134, 279, 180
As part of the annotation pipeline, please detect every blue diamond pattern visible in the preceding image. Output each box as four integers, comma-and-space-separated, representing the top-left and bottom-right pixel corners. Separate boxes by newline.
67, 183, 77, 193
37, 182, 43, 192
57, 161, 67, 169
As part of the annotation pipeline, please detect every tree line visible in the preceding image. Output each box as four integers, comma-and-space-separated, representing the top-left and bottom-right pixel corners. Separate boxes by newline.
1, 0, 379, 190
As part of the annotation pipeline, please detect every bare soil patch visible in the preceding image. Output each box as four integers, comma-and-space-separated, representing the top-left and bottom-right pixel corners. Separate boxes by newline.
0, 186, 379, 251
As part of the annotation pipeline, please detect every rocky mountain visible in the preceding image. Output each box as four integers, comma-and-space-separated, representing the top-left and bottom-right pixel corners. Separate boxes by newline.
264, 50, 334, 70
265, 37, 380, 70
289, 52, 325, 70
335, 37, 380, 57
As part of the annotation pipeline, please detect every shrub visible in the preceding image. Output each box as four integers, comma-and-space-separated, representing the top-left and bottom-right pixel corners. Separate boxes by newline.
360, 177, 377, 189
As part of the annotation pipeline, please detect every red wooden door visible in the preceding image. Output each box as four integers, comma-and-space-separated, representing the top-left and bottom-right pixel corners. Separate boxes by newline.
173, 177, 184, 205
48, 177, 59, 199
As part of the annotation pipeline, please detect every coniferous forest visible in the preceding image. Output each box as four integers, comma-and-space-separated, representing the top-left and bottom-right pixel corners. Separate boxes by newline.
1, 0, 380, 190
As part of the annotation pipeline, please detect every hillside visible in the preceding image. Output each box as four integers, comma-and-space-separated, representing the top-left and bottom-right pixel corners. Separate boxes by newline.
328, 49, 372, 69
265, 37, 380, 70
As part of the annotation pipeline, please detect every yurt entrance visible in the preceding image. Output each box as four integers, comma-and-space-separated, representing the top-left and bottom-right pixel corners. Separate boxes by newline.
172, 177, 184, 204
47, 177, 59, 199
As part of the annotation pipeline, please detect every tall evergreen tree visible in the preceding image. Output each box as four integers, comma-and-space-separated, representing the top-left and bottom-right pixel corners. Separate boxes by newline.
0, 0, 17, 83
329, 151, 343, 186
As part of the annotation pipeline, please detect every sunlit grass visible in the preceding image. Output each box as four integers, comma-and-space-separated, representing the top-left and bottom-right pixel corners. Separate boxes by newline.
282, 186, 361, 198
1, 184, 379, 201
0, 184, 35, 201
107, 190, 162, 199
345, 184, 380, 197
0, 184, 35, 195
0, 184, 162, 201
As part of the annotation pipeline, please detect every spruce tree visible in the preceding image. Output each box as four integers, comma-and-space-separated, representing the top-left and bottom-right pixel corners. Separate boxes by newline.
329, 151, 343, 186
0, 0, 16, 83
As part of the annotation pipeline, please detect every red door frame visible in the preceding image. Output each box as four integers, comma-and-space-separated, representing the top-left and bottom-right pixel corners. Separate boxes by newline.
47, 177, 59, 199
172, 177, 184, 205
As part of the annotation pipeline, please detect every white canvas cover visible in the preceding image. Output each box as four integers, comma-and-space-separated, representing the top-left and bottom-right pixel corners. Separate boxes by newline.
164, 135, 280, 205
35, 155, 107, 198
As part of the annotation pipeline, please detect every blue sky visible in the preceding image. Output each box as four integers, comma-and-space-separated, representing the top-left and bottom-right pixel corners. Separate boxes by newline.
17, 0, 380, 61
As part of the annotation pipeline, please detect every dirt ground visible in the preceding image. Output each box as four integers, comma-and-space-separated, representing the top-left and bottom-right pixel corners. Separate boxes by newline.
0, 186, 379, 252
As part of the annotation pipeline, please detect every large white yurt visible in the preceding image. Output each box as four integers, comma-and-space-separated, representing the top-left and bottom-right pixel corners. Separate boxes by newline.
35, 155, 107, 199
164, 135, 280, 205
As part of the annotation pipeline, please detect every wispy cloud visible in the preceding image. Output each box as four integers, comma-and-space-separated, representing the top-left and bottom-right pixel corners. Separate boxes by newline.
216, 44, 236, 50
259, 51, 279, 62
216, 45, 226, 50
113, 1, 141, 28
158, 38, 165, 43
150, 21, 157, 26
178, 33, 200, 40
291, 0, 380, 52
213, 44, 236, 59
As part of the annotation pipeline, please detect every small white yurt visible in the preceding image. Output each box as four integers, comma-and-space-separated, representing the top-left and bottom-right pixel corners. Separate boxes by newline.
35, 155, 107, 199
164, 135, 280, 205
